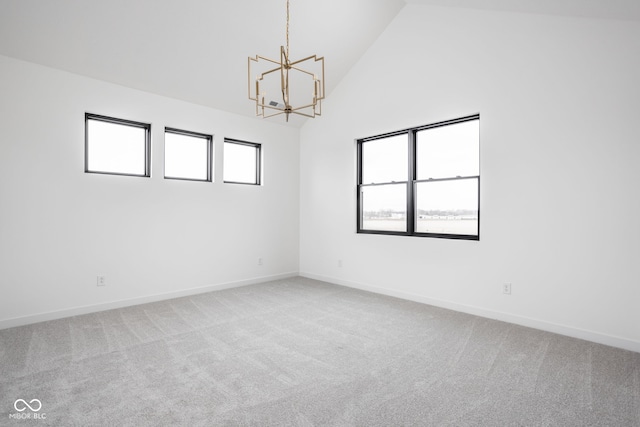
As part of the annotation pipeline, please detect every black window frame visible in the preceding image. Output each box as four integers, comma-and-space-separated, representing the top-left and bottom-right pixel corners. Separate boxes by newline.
163, 127, 213, 182
223, 138, 262, 186
357, 114, 480, 241
84, 113, 151, 178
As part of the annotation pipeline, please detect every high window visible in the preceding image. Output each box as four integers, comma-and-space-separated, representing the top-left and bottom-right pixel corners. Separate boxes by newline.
85, 113, 151, 177
357, 115, 480, 240
223, 138, 261, 185
164, 127, 213, 182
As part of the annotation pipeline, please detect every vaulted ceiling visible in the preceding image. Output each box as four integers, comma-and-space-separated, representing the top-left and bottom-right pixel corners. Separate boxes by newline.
1, 0, 638, 127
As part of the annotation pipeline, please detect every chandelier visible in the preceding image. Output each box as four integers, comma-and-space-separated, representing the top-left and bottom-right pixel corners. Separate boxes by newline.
248, 0, 325, 122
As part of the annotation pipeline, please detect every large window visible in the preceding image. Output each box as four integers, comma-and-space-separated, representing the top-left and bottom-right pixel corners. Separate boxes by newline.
357, 115, 480, 240
164, 127, 212, 182
223, 138, 261, 185
85, 113, 151, 177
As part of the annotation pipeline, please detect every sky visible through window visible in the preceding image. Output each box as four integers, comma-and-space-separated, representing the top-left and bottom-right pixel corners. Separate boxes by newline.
86, 119, 146, 175
164, 131, 210, 181
224, 141, 259, 184
417, 120, 479, 180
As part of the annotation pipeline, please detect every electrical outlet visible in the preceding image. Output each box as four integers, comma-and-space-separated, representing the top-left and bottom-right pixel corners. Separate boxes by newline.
502, 283, 511, 295
258, 258, 263, 266
97, 276, 106, 287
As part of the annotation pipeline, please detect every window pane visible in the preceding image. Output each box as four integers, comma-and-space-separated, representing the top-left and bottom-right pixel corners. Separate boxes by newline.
417, 119, 479, 180
361, 134, 407, 184
165, 131, 210, 181
224, 141, 259, 184
415, 179, 478, 236
361, 184, 407, 232
87, 119, 147, 175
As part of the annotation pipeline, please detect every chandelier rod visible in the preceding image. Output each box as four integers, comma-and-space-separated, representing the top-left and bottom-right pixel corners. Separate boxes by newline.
286, 0, 290, 59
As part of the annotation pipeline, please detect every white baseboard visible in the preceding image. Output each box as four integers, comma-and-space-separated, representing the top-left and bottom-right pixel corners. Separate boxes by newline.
301, 272, 640, 354
0, 272, 298, 330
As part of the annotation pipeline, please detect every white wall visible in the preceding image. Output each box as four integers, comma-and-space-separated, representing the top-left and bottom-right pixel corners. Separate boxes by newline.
0, 55, 300, 327
299, 5, 640, 351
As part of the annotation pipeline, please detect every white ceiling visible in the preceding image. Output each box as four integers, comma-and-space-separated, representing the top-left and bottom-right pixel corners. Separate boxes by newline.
407, 0, 640, 21
1, 0, 638, 127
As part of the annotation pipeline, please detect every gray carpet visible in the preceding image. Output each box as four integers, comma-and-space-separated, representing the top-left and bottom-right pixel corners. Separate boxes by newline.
0, 277, 639, 426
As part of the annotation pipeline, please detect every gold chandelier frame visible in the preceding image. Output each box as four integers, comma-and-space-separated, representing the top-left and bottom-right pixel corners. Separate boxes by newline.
248, 0, 325, 122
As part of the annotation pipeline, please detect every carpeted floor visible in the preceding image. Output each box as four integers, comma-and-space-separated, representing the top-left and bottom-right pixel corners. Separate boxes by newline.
1, 276, 639, 426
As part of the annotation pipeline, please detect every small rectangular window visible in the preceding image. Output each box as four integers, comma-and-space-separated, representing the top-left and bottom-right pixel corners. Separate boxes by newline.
164, 127, 212, 182
357, 114, 480, 240
224, 138, 261, 185
85, 113, 150, 177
